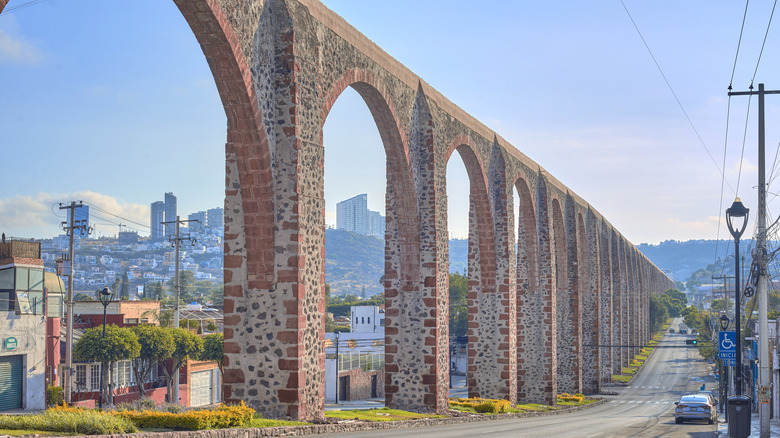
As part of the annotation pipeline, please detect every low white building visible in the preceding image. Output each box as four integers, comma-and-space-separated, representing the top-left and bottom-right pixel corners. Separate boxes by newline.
350, 305, 384, 333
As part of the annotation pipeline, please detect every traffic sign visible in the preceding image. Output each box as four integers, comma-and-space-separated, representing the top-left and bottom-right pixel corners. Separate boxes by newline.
718, 331, 736, 361
723, 359, 736, 366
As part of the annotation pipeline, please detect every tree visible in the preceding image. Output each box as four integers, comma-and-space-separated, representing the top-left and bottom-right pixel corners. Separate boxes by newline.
130, 324, 174, 397
146, 281, 165, 300
120, 271, 130, 300
163, 328, 204, 404
74, 292, 95, 301
73, 325, 140, 405
649, 294, 669, 333
167, 270, 197, 303
449, 272, 468, 337
200, 333, 224, 377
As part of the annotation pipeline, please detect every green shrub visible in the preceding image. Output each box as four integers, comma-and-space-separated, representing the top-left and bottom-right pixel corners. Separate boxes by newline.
0, 407, 137, 435
116, 402, 254, 431
114, 397, 158, 412
47, 386, 64, 407
473, 401, 498, 413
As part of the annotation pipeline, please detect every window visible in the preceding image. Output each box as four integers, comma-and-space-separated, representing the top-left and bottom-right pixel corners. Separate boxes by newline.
361, 317, 365, 324
75, 365, 87, 388
0, 269, 15, 312
125, 318, 139, 324
115, 360, 132, 388
380, 318, 385, 326
355, 317, 358, 325
367, 317, 370, 324
90, 364, 101, 391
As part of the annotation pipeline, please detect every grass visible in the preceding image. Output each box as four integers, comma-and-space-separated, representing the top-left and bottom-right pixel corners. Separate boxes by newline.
325, 407, 441, 422
557, 398, 598, 407
0, 429, 76, 437
249, 417, 310, 427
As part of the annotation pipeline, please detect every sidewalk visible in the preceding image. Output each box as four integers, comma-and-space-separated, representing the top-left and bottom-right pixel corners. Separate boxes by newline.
716, 412, 780, 436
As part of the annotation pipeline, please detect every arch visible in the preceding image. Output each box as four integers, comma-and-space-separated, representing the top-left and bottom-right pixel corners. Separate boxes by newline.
320, 70, 419, 410
444, 137, 499, 400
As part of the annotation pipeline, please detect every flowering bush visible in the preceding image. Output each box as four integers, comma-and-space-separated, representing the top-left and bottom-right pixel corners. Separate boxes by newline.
557, 393, 585, 403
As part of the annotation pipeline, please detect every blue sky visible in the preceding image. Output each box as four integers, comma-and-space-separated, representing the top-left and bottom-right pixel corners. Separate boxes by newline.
1, 1, 779, 248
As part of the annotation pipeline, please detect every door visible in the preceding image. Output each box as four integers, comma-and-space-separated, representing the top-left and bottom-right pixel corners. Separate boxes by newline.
339, 375, 349, 401
189, 370, 213, 407
0, 355, 23, 411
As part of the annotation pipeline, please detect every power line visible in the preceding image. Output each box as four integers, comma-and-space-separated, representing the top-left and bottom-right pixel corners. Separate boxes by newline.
750, 0, 778, 84
620, 0, 734, 196
0, 0, 47, 15
83, 202, 150, 230
729, 0, 751, 87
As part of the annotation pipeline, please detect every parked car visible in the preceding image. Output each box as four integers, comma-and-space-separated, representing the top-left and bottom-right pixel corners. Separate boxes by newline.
679, 329, 688, 334
669, 328, 675, 333
696, 391, 718, 407
675, 394, 716, 424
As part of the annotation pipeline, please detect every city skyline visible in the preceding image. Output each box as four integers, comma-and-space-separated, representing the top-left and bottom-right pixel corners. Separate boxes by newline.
2, 1, 780, 253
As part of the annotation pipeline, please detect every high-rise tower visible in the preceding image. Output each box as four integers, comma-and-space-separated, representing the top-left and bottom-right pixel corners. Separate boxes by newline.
150, 201, 165, 240
164, 192, 177, 237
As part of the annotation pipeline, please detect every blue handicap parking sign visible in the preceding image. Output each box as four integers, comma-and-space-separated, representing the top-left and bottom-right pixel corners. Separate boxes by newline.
718, 331, 736, 360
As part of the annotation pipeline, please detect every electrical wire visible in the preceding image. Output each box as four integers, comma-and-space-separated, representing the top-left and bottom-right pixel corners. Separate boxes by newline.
83, 202, 150, 230
0, 0, 46, 15
729, 0, 751, 88
735, 93, 754, 194
750, 0, 778, 84
620, 0, 734, 195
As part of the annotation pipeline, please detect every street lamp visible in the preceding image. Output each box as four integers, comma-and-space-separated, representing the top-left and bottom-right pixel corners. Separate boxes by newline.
98, 286, 113, 409
725, 197, 749, 395
719, 313, 730, 331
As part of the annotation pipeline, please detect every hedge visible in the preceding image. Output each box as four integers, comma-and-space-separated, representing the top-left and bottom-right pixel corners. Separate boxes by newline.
115, 402, 254, 431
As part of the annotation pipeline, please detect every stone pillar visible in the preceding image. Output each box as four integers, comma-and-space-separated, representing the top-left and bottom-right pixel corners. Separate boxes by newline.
599, 223, 613, 384
385, 87, 449, 413
515, 176, 542, 402
556, 195, 581, 394
582, 209, 601, 394
520, 175, 557, 404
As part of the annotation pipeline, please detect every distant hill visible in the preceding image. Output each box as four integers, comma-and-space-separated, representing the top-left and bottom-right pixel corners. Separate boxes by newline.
325, 233, 749, 294
324, 231, 468, 297
637, 239, 750, 283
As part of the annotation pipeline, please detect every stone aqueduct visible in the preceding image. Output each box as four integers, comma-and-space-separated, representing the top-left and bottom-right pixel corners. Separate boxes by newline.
1, 0, 675, 420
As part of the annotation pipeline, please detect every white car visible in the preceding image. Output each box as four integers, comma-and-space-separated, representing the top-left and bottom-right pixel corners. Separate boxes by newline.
675, 394, 716, 424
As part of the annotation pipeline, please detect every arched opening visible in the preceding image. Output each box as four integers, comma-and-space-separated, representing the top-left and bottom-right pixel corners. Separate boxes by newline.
321, 74, 414, 410
446, 152, 469, 398
445, 142, 499, 400
0, 0, 274, 411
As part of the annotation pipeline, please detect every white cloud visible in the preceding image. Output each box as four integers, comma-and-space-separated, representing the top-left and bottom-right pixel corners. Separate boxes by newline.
0, 17, 43, 65
0, 192, 148, 239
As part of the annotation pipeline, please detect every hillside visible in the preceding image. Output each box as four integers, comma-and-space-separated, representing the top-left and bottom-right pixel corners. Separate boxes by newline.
324, 231, 468, 297
637, 239, 748, 282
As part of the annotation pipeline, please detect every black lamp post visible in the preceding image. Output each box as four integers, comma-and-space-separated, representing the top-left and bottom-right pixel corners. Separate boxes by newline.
725, 197, 749, 395
719, 313, 730, 331
98, 286, 113, 409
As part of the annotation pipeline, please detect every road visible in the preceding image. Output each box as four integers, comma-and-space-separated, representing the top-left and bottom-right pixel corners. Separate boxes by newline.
320, 320, 718, 437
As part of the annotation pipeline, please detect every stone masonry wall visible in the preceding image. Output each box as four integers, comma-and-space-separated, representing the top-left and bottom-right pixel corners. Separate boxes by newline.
5, 0, 678, 420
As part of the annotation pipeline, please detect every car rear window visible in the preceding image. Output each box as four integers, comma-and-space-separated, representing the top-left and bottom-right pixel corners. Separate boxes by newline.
681, 396, 708, 403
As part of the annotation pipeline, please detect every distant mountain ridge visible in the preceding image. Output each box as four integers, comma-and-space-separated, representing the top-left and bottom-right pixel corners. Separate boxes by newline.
636, 239, 751, 282
327, 232, 738, 295
324, 230, 467, 297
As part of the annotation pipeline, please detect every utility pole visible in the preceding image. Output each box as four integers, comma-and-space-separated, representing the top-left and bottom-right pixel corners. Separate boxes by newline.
729, 83, 779, 438
58, 201, 90, 405
161, 215, 197, 404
